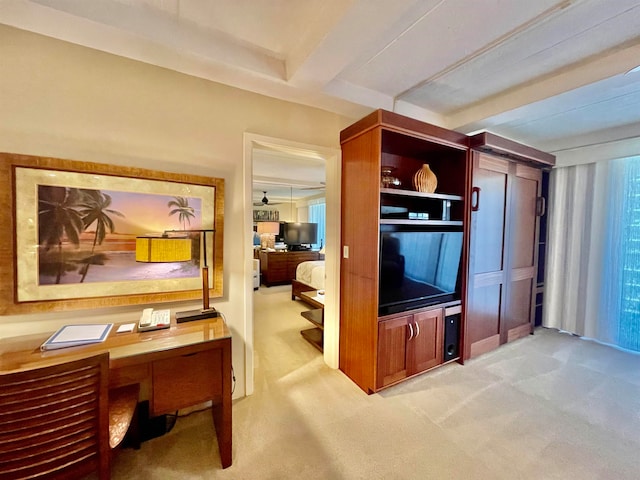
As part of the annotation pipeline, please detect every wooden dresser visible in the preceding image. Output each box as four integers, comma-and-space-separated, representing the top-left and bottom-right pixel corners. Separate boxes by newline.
259, 250, 319, 286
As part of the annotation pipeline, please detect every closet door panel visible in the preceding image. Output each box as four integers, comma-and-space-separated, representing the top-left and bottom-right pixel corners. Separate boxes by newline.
467, 284, 502, 352
506, 279, 534, 341
471, 168, 507, 274
510, 174, 538, 269
466, 154, 509, 359
505, 165, 541, 342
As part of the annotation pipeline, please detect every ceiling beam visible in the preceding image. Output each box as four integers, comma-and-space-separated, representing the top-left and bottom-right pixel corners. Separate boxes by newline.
5, 0, 286, 78
0, 0, 371, 119
446, 40, 640, 133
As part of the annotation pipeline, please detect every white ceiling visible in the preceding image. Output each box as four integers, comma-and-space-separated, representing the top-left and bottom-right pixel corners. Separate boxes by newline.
3, 0, 640, 190
252, 145, 326, 205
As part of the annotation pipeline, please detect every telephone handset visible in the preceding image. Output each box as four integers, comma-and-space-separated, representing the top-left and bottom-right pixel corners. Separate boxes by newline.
139, 308, 154, 327
138, 308, 171, 331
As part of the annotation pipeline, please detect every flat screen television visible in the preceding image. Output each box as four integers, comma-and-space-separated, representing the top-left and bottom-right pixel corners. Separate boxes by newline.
379, 225, 463, 315
276, 221, 286, 243
284, 222, 318, 250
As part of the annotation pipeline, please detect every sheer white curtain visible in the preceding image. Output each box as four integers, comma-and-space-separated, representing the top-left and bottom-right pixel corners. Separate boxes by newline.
598, 158, 625, 345
544, 157, 640, 352
544, 162, 606, 339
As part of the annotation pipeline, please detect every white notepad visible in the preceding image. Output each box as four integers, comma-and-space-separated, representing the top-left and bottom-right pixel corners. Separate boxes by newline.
41, 323, 113, 351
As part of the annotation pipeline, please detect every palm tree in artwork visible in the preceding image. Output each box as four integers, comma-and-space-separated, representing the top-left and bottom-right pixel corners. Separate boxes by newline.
38, 186, 84, 284
168, 196, 195, 230
77, 190, 125, 283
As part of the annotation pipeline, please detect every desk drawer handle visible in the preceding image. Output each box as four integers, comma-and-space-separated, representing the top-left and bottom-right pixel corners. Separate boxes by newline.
181, 352, 199, 357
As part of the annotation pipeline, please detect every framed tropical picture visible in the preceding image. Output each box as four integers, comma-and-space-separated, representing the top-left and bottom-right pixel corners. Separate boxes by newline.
0, 153, 224, 314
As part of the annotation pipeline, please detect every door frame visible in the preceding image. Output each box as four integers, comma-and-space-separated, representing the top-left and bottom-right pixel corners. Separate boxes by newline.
243, 133, 341, 395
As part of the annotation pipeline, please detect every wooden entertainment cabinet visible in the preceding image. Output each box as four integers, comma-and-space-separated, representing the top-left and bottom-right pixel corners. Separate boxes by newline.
339, 110, 554, 394
259, 250, 319, 287
339, 110, 468, 393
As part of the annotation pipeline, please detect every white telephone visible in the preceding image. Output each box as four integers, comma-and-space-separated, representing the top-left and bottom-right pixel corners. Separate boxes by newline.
138, 308, 171, 332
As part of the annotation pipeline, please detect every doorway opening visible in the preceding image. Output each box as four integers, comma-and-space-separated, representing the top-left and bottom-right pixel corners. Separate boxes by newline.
243, 134, 340, 395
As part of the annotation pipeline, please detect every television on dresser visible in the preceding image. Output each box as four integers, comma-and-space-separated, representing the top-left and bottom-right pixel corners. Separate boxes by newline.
276, 221, 286, 243
284, 222, 318, 251
378, 225, 463, 316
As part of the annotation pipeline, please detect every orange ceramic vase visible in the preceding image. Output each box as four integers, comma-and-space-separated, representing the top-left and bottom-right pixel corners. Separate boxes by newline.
412, 164, 437, 193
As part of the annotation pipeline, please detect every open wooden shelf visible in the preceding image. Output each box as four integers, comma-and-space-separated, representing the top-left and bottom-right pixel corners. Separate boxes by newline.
380, 219, 463, 227
300, 327, 323, 352
380, 188, 463, 201
301, 309, 323, 329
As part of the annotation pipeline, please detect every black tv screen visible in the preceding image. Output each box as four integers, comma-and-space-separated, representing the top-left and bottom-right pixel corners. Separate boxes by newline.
379, 226, 463, 315
284, 222, 318, 247
277, 222, 286, 242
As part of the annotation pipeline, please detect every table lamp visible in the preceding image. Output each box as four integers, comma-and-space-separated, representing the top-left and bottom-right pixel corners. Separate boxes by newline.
257, 221, 280, 249
136, 229, 218, 323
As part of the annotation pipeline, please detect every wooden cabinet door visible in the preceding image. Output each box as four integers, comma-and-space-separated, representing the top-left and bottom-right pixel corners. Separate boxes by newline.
504, 163, 541, 343
377, 308, 444, 389
410, 309, 443, 374
466, 153, 509, 359
377, 315, 411, 388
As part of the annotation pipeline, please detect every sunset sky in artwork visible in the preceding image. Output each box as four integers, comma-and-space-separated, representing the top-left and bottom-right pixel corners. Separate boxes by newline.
102, 190, 203, 235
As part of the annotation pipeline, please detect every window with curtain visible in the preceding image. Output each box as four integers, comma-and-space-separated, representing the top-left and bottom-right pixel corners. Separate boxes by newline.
308, 202, 325, 250
602, 156, 640, 351
545, 155, 640, 353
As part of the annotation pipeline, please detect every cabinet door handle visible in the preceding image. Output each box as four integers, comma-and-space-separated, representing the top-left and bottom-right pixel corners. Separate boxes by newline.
408, 322, 414, 341
414, 321, 420, 338
471, 187, 481, 211
536, 196, 546, 217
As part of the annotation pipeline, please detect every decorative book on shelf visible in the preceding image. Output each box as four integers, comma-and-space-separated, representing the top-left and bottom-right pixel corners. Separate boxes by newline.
40, 323, 113, 351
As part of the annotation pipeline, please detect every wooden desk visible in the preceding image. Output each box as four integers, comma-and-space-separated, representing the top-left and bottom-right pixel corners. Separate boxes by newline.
0, 317, 232, 469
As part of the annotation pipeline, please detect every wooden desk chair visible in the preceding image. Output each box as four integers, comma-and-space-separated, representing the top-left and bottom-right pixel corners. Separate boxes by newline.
0, 353, 111, 480
109, 383, 140, 450
0, 352, 141, 479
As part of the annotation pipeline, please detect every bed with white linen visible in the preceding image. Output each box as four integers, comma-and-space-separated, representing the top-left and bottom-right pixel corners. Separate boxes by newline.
291, 260, 325, 300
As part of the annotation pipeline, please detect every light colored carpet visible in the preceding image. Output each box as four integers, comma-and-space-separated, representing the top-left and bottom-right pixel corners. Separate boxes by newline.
110, 286, 640, 479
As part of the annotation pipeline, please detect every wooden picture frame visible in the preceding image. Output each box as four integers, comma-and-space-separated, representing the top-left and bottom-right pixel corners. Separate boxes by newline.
0, 152, 224, 315
252, 209, 279, 222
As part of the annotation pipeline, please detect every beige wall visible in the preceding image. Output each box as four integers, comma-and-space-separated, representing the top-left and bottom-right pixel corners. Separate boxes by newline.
0, 25, 352, 397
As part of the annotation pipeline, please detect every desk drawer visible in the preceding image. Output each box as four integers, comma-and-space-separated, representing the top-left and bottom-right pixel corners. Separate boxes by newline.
110, 363, 150, 388
151, 348, 222, 415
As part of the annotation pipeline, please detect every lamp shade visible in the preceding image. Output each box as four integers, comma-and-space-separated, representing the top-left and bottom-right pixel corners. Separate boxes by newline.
257, 221, 280, 235
136, 236, 192, 263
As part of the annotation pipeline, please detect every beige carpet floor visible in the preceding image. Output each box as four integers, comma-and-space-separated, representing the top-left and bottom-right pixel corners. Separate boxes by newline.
110, 285, 640, 479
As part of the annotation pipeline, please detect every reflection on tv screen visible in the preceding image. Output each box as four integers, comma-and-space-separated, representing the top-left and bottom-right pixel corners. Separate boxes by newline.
379, 230, 462, 312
